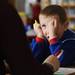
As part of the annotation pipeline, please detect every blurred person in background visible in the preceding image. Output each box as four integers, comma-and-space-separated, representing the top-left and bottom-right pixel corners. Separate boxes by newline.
0, 0, 60, 75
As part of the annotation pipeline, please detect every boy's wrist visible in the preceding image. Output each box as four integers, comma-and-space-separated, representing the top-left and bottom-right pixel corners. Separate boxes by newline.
49, 36, 57, 45
36, 36, 44, 42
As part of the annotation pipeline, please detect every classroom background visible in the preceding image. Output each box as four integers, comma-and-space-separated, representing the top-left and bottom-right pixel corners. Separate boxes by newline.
9, 0, 75, 42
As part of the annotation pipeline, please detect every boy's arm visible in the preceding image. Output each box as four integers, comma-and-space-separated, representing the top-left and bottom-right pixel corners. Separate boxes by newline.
45, 17, 64, 63
31, 36, 50, 63
49, 37, 64, 63
31, 20, 50, 63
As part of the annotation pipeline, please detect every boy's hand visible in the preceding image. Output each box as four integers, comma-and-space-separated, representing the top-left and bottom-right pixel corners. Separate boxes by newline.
45, 17, 57, 40
43, 55, 60, 72
33, 20, 44, 38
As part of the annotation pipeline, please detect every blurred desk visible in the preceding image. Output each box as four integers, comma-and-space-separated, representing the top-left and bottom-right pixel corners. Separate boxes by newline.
54, 67, 75, 75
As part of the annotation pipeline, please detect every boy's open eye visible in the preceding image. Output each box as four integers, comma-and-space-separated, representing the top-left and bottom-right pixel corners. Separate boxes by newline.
42, 24, 46, 27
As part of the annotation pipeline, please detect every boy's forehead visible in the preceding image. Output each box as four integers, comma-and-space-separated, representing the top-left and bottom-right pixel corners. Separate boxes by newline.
39, 14, 48, 19
39, 14, 59, 19
39, 15, 46, 22
39, 15, 47, 24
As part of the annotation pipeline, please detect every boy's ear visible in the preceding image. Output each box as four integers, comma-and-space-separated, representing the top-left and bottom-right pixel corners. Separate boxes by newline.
64, 21, 69, 31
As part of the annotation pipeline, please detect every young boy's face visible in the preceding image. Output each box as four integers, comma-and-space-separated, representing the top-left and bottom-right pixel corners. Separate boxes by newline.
39, 14, 68, 39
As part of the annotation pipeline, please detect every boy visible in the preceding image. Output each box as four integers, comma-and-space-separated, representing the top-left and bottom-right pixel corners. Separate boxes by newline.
31, 5, 75, 67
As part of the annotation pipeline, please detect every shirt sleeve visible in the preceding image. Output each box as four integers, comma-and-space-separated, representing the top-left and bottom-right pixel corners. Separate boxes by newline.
31, 37, 50, 63
49, 37, 64, 63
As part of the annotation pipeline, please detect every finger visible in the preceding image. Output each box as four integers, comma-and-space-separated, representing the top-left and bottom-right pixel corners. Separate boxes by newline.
34, 20, 40, 28
53, 19, 57, 28
47, 18, 54, 27
47, 16, 57, 26
52, 19, 55, 26
35, 20, 37, 23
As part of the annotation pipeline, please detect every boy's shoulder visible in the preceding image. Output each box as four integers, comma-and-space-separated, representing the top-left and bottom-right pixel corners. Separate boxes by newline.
62, 29, 75, 41
62, 29, 75, 46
